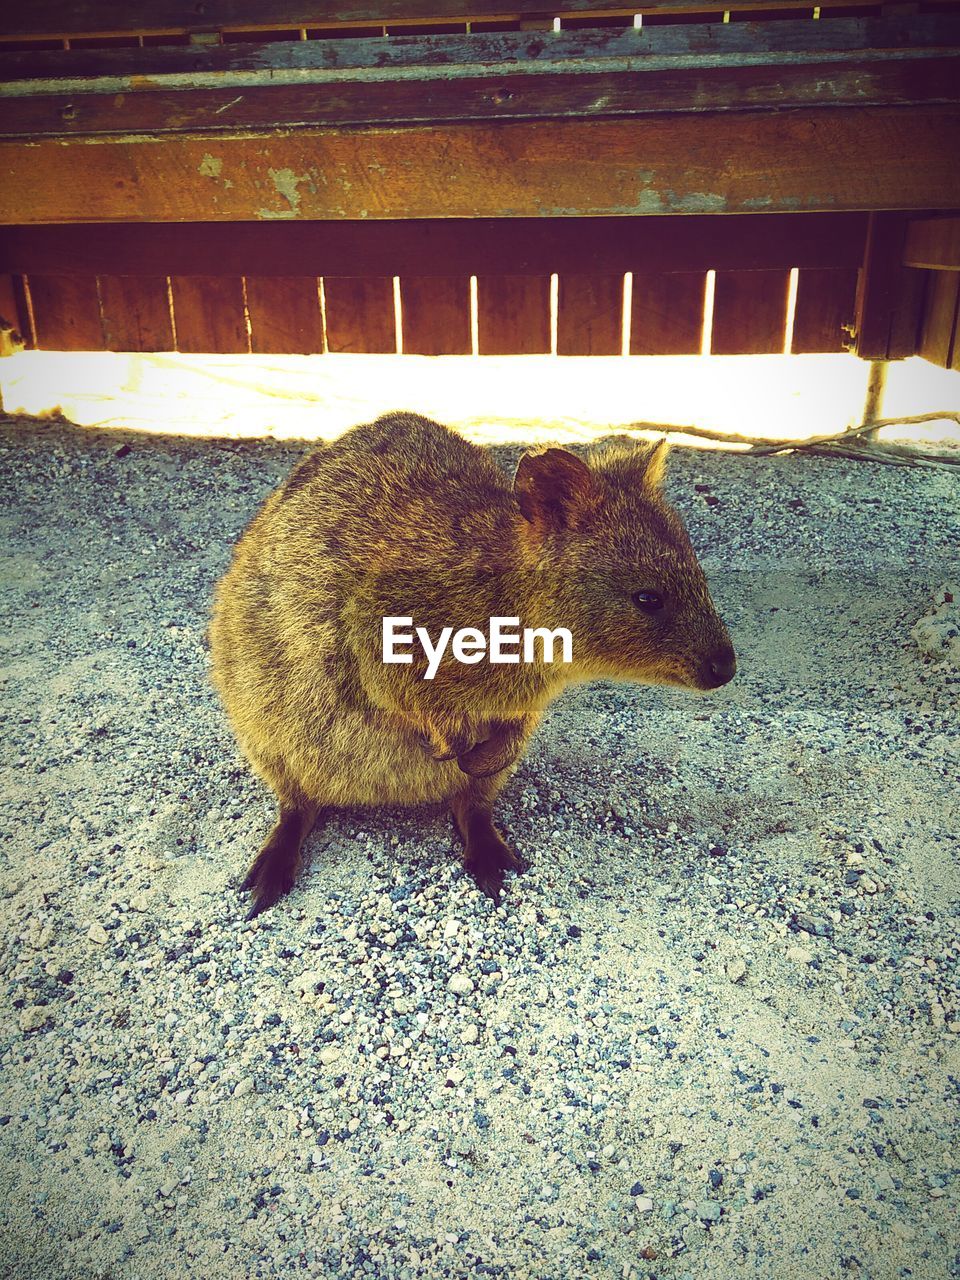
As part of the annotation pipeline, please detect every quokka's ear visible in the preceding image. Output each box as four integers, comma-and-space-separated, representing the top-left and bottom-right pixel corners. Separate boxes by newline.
639, 437, 670, 491
514, 447, 597, 533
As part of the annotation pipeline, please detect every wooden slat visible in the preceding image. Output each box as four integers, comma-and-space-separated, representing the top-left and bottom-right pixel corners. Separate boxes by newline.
322, 276, 396, 353
169, 275, 247, 353
7, 57, 960, 138
245, 275, 322, 354
919, 270, 960, 368
0, 215, 870, 277
400, 277, 470, 355
2, 112, 959, 224
27, 273, 103, 350
711, 269, 790, 354
7, 274, 32, 346
0, 272, 29, 353
476, 276, 550, 354
0, 273, 24, 337
558, 274, 623, 355
630, 271, 704, 354
791, 267, 859, 353
0, 0, 912, 40
904, 216, 960, 271
854, 211, 925, 359
97, 274, 173, 351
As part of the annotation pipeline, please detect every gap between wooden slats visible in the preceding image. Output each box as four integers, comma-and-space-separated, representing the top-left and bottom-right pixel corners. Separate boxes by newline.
169, 276, 247, 353
630, 272, 705, 355
322, 277, 395, 353
791, 267, 859, 353
919, 269, 960, 369
27, 274, 103, 350
711, 269, 791, 355
245, 276, 323, 354
98, 275, 173, 351
557, 274, 623, 356
476, 276, 550, 355
400, 277, 471, 356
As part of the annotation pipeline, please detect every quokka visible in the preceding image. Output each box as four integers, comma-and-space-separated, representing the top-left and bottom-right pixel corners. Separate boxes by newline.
210, 412, 735, 917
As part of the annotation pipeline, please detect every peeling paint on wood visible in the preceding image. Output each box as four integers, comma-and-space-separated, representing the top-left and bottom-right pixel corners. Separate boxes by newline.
1, 110, 958, 224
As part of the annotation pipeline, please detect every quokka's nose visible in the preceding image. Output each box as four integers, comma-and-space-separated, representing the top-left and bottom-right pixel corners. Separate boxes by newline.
703, 644, 737, 689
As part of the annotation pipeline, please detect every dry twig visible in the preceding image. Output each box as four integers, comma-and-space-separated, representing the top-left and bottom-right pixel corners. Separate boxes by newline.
620, 411, 960, 467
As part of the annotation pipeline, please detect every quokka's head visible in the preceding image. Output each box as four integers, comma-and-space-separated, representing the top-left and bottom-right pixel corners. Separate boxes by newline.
514, 437, 735, 692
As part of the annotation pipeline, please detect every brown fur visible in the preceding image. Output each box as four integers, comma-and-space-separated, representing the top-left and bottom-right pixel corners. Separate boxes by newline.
209, 411, 735, 916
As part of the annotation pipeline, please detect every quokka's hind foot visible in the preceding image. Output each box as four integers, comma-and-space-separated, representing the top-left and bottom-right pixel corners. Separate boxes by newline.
464, 828, 525, 901
240, 801, 320, 919
451, 781, 525, 902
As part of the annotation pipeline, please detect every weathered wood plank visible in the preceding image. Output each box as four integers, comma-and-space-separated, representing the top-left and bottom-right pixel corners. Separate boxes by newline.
169, 275, 247, 352
791, 266, 859, 353
476, 276, 551, 354
904, 216, 960, 271
245, 275, 322, 353
3, 111, 958, 224
98, 274, 173, 350
322, 276, 396, 353
7, 57, 959, 138
27, 273, 103, 349
0, 0, 916, 41
630, 271, 704, 354
400, 277, 471, 355
557, 274, 623, 355
712, 269, 790, 354
0, 215, 870, 276
4, 16, 956, 80
854, 211, 925, 359
918, 269, 960, 368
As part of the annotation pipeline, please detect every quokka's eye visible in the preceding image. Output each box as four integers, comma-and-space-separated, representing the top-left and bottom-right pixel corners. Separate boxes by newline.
632, 589, 664, 613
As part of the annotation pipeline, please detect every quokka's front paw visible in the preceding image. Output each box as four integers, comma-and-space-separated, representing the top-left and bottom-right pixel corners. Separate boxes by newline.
457, 719, 525, 778
417, 726, 472, 763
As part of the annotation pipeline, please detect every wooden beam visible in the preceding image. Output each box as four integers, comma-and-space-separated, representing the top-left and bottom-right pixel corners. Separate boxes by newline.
6, 59, 959, 138
3, 1, 938, 41
4, 20, 958, 140
2, 110, 959, 224
0, 215, 870, 276
904, 216, 960, 271
4, 17, 956, 81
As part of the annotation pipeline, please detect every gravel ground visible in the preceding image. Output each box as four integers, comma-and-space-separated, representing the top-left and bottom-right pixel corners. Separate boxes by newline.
1, 413, 958, 1280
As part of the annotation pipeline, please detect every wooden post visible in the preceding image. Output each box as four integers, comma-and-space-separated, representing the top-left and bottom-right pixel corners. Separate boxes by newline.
860, 359, 889, 440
